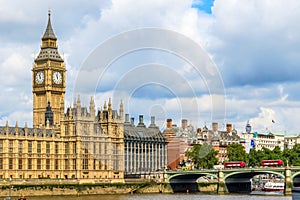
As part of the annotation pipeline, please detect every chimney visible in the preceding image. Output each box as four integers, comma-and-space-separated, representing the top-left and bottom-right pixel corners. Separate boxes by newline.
125, 114, 129, 123
226, 124, 232, 133
197, 128, 202, 134
212, 122, 218, 132
151, 116, 155, 124
137, 115, 145, 127
149, 116, 157, 128
181, 119, 188, 129
166, 119, 172, 128
130, 117, 135, 126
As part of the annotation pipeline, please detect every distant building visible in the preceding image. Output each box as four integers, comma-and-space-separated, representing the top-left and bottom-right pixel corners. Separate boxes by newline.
239, 122, 285, 151
163, 119, 181, 170
124, 115, 167, 177
199, 123, 244, 164
249, 132, 284, 151
284, 135, 300, 149
162, 119, 198, 170
163, 119, 245, 168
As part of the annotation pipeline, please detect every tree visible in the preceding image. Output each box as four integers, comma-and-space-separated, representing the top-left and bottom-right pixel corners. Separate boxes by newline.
248, 148, 261, 167
260, 146, 284, 161
283, 144, 300, 166
226, 143, 247, 162
185, 143, 218, 169
272, 146, 283, 159
247, 146, 284, 167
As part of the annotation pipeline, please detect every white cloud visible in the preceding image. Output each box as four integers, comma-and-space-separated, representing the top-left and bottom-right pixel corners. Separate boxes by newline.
0, 111, 32, 127
1, 0, 300, 136
210, 0, 300, 86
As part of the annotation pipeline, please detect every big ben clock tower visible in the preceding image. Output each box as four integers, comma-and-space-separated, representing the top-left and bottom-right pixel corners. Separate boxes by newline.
32, 11, 66, 128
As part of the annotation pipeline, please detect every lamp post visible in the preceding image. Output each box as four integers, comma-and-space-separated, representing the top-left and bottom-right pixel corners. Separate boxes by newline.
9, 177, 11, 195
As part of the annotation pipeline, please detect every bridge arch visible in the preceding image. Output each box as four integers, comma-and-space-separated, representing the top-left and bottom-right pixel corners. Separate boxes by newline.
292, 171, 300, 187
292, 171, 300, 180
224, 170, 285, 194
224, 170, 285, 180
168, 172, 218, 182
168, 172, 218, 193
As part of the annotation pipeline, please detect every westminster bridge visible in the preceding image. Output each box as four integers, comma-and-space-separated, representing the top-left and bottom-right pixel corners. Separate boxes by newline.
165, 166, 300, 195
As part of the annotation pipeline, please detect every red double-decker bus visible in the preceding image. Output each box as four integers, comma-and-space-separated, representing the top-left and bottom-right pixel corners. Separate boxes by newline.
261, 160, 284, 167
224, 161, 246, 168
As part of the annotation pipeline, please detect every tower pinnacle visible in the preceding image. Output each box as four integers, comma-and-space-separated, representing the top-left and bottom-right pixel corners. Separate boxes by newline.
35, 11, 63, 62
42, 9, 57, 40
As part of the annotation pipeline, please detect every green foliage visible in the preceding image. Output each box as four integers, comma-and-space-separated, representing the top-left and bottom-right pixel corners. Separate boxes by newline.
226, 143, 300, 167
185, 143, 218, 169
226, 143, 247, 162
247, 145, 300, 167
283, 144, 300, 166
247, 148, 264, 167
186, 142, 300, 168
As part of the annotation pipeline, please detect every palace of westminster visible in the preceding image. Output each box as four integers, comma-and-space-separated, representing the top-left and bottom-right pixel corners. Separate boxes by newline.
0, 12, 168, 182
2, 12, 292, 183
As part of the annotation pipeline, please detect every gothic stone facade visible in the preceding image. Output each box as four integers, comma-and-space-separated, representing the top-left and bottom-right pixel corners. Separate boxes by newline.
0, 99, 124, 181
0, 12, 124, 182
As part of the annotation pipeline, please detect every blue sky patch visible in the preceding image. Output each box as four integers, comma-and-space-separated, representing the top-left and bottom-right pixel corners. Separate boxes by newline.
192, 0, 214, 14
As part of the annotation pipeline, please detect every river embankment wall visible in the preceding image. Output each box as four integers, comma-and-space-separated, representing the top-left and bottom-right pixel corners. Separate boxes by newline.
0, 180, 218, 197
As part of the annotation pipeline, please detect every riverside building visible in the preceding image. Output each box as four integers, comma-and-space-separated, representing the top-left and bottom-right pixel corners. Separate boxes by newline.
124, 114, 167, 178
164, 120, 245, 168
0, 12, 124, 182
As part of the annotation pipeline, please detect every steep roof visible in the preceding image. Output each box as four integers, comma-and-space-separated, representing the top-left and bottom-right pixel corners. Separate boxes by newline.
124, 124, 165, 141
42, 11, 57, 40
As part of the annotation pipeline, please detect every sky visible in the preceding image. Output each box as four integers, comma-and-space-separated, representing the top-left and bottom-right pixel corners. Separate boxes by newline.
1, 0, 300, 134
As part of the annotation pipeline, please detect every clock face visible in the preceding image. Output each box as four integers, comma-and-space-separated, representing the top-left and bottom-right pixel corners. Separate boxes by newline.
35, 71, 44, 84
53, 71, 62, 84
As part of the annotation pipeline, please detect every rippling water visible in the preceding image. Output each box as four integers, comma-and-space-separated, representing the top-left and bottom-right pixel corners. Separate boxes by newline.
27, 193, 291, 200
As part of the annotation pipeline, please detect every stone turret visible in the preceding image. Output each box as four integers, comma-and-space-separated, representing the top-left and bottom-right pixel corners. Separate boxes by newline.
108, 98, 112, 121
89, 96, 95, 118
119, 100, 124, 121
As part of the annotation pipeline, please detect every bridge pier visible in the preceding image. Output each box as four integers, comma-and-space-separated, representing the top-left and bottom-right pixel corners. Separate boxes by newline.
285, 166, 292, 195
217, 169, 228, 194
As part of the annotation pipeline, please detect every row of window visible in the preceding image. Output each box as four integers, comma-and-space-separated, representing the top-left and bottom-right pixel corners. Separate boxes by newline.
64, 123, 100, 136
0, 158, 117, 171
0, 158, 75, 170
0, 140, 77, 155
258, 140, 280, 144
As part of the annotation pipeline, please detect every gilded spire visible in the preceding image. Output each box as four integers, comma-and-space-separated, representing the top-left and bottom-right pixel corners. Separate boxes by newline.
108, 98, 112, 110
42, 9, 57, 40
103, 101, 107, 110
120, 99, 123, 109
90, 96, 95, 107
77, 94, 81, 105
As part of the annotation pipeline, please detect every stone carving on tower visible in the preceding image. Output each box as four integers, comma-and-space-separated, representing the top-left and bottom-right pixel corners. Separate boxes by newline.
32, 10, 66, 128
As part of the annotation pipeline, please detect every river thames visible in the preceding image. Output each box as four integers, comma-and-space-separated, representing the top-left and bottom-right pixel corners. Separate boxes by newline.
27, 193, 291, 200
